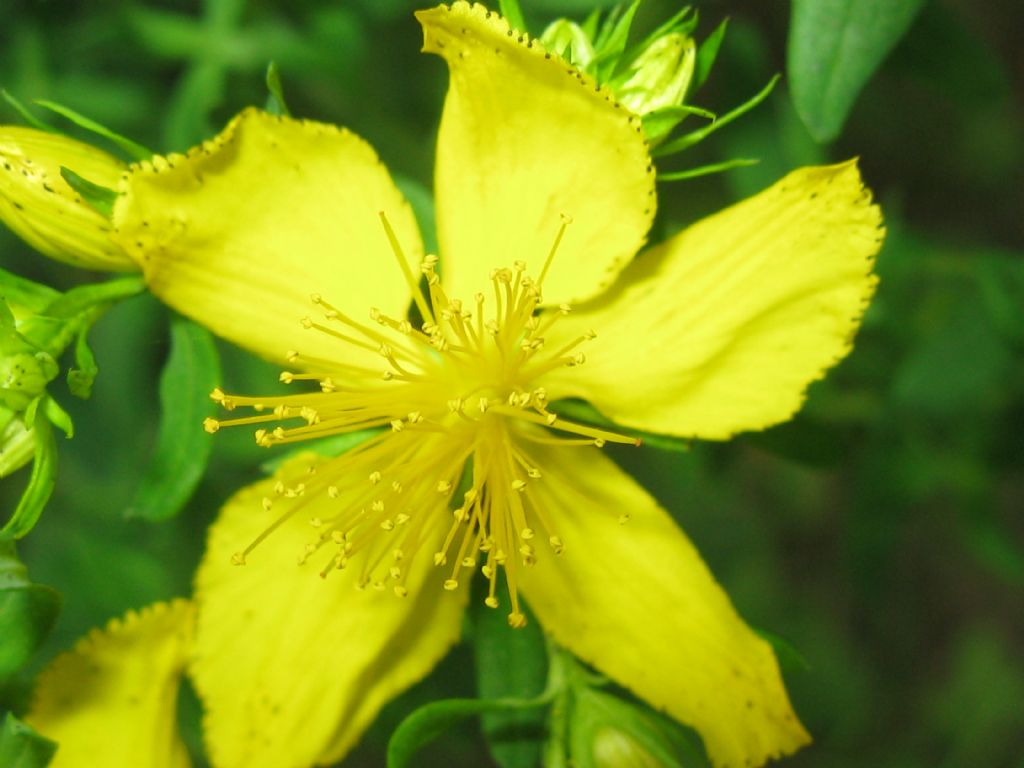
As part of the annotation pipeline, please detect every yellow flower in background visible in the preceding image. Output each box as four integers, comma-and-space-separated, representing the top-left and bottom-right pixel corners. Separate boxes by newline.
26, 3, 883, 768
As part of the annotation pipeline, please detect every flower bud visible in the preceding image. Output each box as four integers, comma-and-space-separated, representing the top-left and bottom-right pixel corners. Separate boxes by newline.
615, 32, 696, 116
591, 725, 667, 768
0, 127, 135, 272
0, 407, 34, 478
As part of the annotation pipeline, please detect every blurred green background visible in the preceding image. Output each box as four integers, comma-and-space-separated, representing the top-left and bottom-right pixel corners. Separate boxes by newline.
1, 0, 1022, 766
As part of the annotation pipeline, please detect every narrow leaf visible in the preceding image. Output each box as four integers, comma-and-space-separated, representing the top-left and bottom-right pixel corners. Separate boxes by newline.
125, 316, 220, 521
0, 269, 60, 314
657, 157, 760, 182
653, 74, 779, 157
388, 696, 548, 768
66, 329, 98, 400
548, 399, 691, 453
33, 99, 151, 161
0, 90, 56, 133
474, 598, 548, 768
59, 167, 117, 218
498, 0, 527, 33
787, 0, 926, 142
0, 713, 57, 768
0, 541, 60, 683
693, 18, 728, 91
1, 414, 56, 540
264, 61, 291, 117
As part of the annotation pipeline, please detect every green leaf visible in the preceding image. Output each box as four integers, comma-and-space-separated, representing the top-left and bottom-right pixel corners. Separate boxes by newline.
657, 157, 760, 182
653, 75, 779, 157
787, 0, 926, 142
259, 429, 381, 473
0, 269, 60, 314
0, 90, 56, 133
66, 329, 98, 400
693, 18, 728, 91
0, 713, 57, 768
264, 61, 291, 117
0, 541, 60, 683
33, 99, 152, 161
755, 627, 811, 674
59, 167, 117, 218
548, 399, 691, 454
124, 316, 220, 521
474, 598, 548, 768
498, 0, 527, 34
388, 696, 549, 768
1, 415, 56, 540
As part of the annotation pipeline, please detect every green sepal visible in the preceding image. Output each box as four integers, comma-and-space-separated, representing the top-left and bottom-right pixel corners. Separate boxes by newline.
693, 18, 728, 92
569, 687, 709, 768
124, 315, 220, 521
473, 595, 548, 768
642, 104, 715, 146
0, 412, 56, 540
59, 167, 117, 218
754, 627, 811, 674
387, 694, 550, 768
498, 0, 527, 34
622, 5, 698, 68
653, 74, 779, 157
17, 275, 145, 359
657, 157, 760, 182
0, 541, 61, 684
0, 90, 57, 133
260, 429, 382, 474
0, 713, 57, 768
264, 61, 291, 117
33, 99, 151, 161
41, 396, 73, 439
548, 399, 691, 454
66, 328, 98, 400
591, 1, 642, 82
0, 269, 60, 315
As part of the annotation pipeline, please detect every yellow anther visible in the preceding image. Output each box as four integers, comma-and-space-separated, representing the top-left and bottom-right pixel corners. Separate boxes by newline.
394, 585, 408, 598
331, 530, 345, 544
310, 293, 322, 304
372, 500, 385, 513
309, 517, 322, 528
328, 485, 340, 498
434, 552, 447, 566
261, 497, 273, 511
301, 317, 314, 329
484, 596, 500, 608
443, 579, 459, 591
389, 566, 402, 580
436, 480, 452, 493
407, 411, 422, 423
231, 552, 246, 566
549, 536, 564, 554
594, 438, 607, 448
392, 480, 404, 493
508, 612, 527, 628
395, 513, 410, 525
381, 519, 395, 531
521, 527, 535, 540
511, 479, 527, 492
390, 419, 404, 432
203, 418, 220, 434
369, 471, 382, 484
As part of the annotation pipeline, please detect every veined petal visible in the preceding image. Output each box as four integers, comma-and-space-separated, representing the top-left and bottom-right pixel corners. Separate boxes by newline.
542, 162, 883, 438
0, 127, 135, 271
112, 109, 422, 366
517, 445, 809, 768
192, 454, 466, 768
27, 599, 195, 768
418, 2, 655, 307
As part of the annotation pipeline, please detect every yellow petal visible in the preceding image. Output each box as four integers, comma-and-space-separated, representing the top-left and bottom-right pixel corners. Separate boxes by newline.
192, 453, 466, 768
0, 126, 135, 271
27, 599, 195, 768
517, 444, 810, 768
542, 161, 883, 438
112, 109, 422, 365
418, 2, 655, 306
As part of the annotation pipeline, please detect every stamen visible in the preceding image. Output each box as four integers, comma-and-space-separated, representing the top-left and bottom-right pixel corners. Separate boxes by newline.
378, 211, 434, 326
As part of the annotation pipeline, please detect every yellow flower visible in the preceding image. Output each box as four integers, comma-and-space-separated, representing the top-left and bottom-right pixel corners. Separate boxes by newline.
27, 3, 883, 768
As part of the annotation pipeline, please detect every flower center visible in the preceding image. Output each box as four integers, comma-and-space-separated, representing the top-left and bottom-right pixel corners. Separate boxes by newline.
205, 215, 638, 627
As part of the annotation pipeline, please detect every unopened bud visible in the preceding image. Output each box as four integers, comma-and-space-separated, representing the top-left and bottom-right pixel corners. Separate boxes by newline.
0, 126, 135, 271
